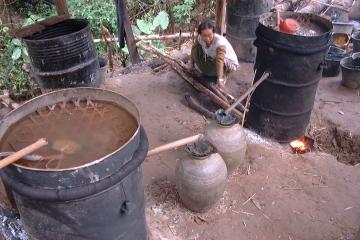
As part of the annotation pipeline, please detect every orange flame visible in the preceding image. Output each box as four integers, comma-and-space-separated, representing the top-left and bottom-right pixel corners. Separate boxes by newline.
290, 137, 306, 152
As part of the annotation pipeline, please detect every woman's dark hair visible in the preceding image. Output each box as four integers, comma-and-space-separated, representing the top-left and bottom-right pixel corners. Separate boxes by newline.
197, 20, 215, 34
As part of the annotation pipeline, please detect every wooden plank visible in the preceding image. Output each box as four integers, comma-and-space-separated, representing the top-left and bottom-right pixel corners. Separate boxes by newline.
55, 0, 69, 15
215, 0, 227, 35
123, 5, 141, 64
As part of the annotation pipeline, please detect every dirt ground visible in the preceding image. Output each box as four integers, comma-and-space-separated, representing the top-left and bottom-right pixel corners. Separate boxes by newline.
0, 61, 358, 240
102, 62, 360, 240
309, 75, 360, 165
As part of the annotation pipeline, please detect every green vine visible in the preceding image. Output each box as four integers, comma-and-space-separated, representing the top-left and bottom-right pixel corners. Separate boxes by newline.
0, 26, 38, 100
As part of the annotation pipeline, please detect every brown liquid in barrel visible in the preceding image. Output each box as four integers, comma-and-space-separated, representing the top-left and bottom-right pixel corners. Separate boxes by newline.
0, 100, 138, 169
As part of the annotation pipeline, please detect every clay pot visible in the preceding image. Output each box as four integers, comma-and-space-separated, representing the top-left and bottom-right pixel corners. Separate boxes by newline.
205, 121, 247, 174
175, 153, 227, 213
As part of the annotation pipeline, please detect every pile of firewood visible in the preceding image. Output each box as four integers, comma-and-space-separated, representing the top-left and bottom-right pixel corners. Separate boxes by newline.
273, 0, 355, 14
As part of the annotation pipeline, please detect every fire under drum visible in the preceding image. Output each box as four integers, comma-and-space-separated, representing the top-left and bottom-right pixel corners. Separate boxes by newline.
0, 88, 148, 240
246, 12, 333, 142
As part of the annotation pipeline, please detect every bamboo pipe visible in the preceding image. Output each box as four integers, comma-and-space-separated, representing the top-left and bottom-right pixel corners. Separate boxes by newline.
0, 138, 48, 169
225, 72, 269, 113
147, 134, 201, 157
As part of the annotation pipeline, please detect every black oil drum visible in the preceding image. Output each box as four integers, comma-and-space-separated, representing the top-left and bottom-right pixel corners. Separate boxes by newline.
226, 0, 272, 62
246, 12, 332, 142
0, 88, 148, 240
23, 19, 100, 89
323, 46, 347, 77
341, 56, 360, 89
352, 31, 360, 53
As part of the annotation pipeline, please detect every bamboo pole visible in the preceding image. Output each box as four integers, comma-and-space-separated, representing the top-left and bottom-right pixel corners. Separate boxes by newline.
93, 32, 197, 44
226, 73, 269, 113
100, 24, 114, 71
176, 67, 244, 118
147, 134, 201, 157
137, 43, 188, 70
0, 139, 48, 169
136, 44, 244, 119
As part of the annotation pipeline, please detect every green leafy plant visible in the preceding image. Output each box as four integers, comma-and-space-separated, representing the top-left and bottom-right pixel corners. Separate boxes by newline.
136, 10, 169, 35
135, 10, 169, 55
10, 39, 29, 62
173, 0, 196, 24
0, 27, 38, 100
67, 0, 117, 39
17, 1, 54, 17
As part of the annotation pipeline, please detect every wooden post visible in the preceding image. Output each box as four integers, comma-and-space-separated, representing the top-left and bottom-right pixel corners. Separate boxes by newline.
123, 7, 141, 64
215, 0, 227, 35
54, 0, 69, 16
114, 0, 125, 48
115, 0, 141, 64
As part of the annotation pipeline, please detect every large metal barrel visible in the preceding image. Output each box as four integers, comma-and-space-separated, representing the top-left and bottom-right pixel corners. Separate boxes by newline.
246, 12, 332, 142
23, 19, 100, 89
352, 31, 360, 53
226, 0, 272, 62
0, 88, 148, 240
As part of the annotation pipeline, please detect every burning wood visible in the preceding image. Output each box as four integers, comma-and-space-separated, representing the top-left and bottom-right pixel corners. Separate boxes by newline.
289, 136, 314, 153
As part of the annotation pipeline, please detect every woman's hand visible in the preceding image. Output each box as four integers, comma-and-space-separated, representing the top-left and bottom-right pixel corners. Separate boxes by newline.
187, 61, 195, 73
217, 78, 227, 90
